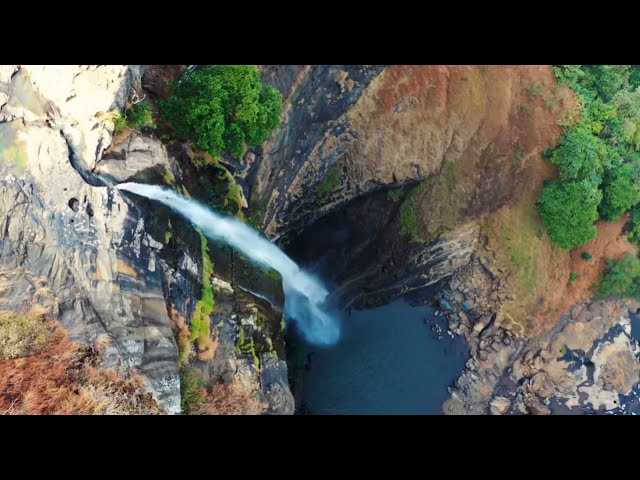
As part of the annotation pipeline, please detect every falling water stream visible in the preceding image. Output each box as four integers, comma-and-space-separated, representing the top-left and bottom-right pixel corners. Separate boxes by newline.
116, 182, 341, 346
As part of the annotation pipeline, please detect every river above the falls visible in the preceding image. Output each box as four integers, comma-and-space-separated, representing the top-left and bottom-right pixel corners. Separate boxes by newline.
297, 298, 469, 415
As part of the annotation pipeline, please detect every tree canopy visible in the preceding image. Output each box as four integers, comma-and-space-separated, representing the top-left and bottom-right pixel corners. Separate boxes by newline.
538, 180, 602, 250
539, 65, 640, 249
161, 65, 283, 158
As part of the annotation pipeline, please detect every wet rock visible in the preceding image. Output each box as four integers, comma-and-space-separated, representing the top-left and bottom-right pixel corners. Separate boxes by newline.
439, 299, 452, 311
442, 397, 465, 415
462, 299, 474, 311
489, 396, 511, 415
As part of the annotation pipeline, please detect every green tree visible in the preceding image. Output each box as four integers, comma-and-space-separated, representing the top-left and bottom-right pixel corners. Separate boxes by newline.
538, 180, 602, 250
161, 65, 283, 158
599, 163, 640, 221
599, 253, 640, 299
550, 126, 606, 184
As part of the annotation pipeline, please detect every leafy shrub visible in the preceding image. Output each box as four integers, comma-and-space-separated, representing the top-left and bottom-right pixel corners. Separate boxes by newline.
599, 253, 640, 299
538, 180, 602, 250
568, 272, 580, 284
581, 251, 593, 261
126, 103, 155, 129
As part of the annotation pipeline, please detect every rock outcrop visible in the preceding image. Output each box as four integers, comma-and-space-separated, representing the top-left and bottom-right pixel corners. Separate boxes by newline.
0, 65, 182, 412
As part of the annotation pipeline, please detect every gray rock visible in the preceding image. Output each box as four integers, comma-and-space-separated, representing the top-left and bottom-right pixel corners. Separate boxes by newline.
439, 299, 452, 311
462, 299, 474, 311
94, 132, 174, 184
533, 355, 544, 371
442, 397, 465, 415
527, 402, 551, 416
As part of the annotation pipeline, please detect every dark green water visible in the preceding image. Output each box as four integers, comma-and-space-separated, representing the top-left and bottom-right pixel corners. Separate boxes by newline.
301, 299, 469, 415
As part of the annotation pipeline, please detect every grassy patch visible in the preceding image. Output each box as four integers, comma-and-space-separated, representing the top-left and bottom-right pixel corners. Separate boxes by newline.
387, 188, 404, 201
527, 83, 544, 99
235, 326, 260, 368
399, 186, 419, 236
513, 147, 524, 166
162, 167, 176, 186
316, 164, 342, 200
0, 312, 49, 359
190, 232, 215, 351
482, 199, 567, 335
180, 368, 205, 415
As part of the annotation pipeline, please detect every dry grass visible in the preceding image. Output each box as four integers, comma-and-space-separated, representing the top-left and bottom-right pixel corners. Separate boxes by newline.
196, 383, 266, 416
481, 199, 571, 335
0, 323, 163, 415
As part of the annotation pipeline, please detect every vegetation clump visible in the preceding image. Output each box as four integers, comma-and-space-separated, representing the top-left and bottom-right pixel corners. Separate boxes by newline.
161, 65, 283, 158
539, 66, 640, 249
599, 253, 640, 299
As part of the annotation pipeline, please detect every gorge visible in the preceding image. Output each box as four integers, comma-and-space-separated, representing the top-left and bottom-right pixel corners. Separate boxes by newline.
1, 64, 640, 415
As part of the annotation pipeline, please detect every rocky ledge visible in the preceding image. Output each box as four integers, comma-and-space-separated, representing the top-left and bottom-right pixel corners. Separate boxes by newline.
440, 257, 640, 415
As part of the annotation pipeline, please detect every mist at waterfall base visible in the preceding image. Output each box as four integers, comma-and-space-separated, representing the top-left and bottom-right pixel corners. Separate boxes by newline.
116, 182, 340, 346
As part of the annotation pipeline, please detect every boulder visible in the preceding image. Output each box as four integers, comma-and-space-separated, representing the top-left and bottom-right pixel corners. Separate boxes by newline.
489, 396, 511, 415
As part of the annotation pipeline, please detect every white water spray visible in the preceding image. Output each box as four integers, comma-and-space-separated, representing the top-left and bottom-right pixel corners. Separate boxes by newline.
116, 182, 340, 345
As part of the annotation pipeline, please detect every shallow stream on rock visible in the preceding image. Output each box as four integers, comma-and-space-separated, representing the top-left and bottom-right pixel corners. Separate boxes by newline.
298, 298, 469, 414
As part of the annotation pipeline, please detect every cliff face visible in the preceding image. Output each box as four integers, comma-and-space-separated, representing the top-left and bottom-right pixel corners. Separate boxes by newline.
252, 65, 572, 309
0, 65, 293, 414
252, 65, 640, 414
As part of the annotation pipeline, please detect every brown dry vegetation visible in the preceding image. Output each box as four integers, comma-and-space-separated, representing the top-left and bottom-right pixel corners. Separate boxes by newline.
0, 321, 163, 415
342, 66, 574, 247
196, 383, 265, 416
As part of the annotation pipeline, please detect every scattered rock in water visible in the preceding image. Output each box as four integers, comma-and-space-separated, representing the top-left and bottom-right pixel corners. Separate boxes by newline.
442, 397, 464, 415
439, 299, 452, 311
489, 396, 511, 415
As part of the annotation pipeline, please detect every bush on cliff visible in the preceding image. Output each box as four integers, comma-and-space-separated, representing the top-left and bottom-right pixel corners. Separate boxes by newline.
599, 253, 640, 299
161, 65, 283, 158
537, 180, 602, 250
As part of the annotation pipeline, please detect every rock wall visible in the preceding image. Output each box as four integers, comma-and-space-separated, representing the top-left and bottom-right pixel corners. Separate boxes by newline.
0, 65, 294, 415
253, 65, 569, 309
0, 64, 182, 412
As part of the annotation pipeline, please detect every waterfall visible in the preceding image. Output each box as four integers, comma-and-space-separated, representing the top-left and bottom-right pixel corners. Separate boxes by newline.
116, 182, 340, 345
